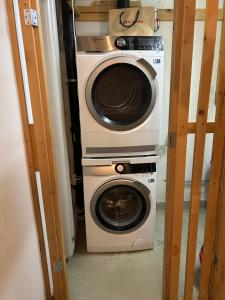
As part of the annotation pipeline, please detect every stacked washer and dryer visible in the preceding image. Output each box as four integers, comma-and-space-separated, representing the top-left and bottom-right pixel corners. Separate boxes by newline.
76, 36, 164, 252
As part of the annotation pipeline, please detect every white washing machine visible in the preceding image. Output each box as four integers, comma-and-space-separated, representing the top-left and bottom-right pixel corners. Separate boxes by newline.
82, 155, 158, 252
76, 36, 164, 158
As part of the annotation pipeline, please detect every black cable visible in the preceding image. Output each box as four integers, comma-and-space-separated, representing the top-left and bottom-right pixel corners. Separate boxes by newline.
119, 10, 140, 28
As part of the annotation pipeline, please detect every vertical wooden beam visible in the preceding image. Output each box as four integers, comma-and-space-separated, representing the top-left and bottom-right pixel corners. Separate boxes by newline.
163, 2, 185, 298
184, 1, 219, 299
14, 0, 69, 299
199, 4, 225, 299
208, 142, 225, 300
30, 0, 68, 300
163, 0, 196, 299
29, 0, 69, 297
6, 1, 51, 299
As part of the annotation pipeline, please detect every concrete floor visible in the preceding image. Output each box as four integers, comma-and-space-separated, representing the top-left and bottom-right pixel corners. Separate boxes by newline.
67, 208, 206, 300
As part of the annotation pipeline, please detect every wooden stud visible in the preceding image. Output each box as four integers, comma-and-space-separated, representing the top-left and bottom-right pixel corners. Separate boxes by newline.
6, 1, 52, 299
163, 1, 186, 298
188, 122, 215, 133
208, 141, 225, 300
68, 0, 141, 11
199, 3, 225, 299
9, 0, 70, 298
74, 7, 223, 22
163, 0, 196, 299
195, 8, 223, 21
184, 1, 219, 299
29, 1, 69, 298
92, 0, 141, 6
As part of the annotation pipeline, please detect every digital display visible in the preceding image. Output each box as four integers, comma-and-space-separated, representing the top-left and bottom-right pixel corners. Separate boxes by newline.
115, 36, 164, 51
124, 163, 157, 174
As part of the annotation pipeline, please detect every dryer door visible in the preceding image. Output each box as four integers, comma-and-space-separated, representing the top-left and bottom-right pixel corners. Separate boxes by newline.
91, 179, 151, 233
86, 56, 157, 131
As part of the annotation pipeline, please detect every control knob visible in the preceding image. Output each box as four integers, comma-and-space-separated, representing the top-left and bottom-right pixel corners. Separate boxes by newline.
116, 37, 126, 48
115, 164, 126, 174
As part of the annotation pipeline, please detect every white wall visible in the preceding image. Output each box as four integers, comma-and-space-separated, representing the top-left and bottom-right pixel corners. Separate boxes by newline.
75, 0, 222, 202
0, 2, 45, 299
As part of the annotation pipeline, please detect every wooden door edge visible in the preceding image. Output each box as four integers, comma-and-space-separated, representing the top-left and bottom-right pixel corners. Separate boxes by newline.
5, 1, 52, 299
5, 1, 69, 299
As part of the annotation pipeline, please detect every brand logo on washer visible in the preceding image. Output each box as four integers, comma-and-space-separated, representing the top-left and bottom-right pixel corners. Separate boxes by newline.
148, 179, 154, 183
153, 59, 161, 64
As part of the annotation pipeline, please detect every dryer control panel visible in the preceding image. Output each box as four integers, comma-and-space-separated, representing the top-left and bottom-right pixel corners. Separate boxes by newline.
76, 36, 164, 52
115, 36, 164, 51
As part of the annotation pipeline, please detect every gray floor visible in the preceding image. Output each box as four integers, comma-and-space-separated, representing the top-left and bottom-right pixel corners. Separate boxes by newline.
67, 208, 206, 300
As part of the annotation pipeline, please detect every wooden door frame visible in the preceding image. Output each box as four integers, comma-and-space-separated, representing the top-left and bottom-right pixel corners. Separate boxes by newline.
6, 0, 225, 299
6, 1, 69, 299
163, 0, 225, 299
208, 141, 225, 300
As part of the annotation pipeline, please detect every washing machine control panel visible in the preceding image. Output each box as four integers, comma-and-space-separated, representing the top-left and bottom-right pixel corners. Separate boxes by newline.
115, 163, 156, 174
115, 36, 164, 51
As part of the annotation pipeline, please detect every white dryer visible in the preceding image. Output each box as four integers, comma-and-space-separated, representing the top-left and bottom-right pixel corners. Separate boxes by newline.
82, 155, 158, 252
76, 36, 164, 158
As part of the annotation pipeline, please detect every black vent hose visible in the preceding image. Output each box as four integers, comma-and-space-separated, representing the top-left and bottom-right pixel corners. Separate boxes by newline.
117, 0, 130, 8
61, 1, 84, 209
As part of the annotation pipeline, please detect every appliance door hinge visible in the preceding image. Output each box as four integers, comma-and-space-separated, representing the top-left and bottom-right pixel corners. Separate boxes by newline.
71, 174, 83, 187
53, 260, 63, 273
23, 9, 38, 27
71, 173, 77, 186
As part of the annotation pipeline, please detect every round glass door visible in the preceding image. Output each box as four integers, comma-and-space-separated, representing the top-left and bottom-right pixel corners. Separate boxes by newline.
91, 179, 151, 233
86, 57, 157, 131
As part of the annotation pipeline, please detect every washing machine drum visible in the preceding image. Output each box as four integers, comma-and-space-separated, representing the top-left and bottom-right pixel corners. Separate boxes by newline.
86, 57, 157, 131
91, 179, 151, 233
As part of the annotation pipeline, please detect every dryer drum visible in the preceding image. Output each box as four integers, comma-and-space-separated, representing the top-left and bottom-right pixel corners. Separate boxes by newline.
92, 64, 151, 119
90, 63, 155, 130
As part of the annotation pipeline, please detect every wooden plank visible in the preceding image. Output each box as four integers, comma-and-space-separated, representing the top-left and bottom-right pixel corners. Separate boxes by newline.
163, 1, 186, 298
208, 142, 225, 300
188, 122, 215, 133
195, 8, 223, 21
74, 7, 223, 22
168, 1, 196, 298
28, 1, 69, 297
31, 0, 70, 298
6, 1, 52, 299
163, 0, 196, 299
199, 3, 225, 299
157, 9, 173, 21
92, 0, 141, 6
184, 1, 219, 299
17, 0, 69, 299
68, 0, 141, 10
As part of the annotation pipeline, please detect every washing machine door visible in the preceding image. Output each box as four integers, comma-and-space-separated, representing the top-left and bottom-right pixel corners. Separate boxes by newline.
91, 179, 151, 233
86, 56, 157, 131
